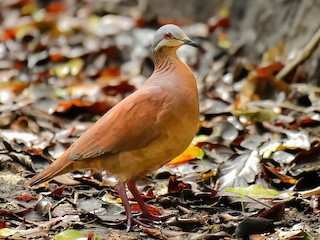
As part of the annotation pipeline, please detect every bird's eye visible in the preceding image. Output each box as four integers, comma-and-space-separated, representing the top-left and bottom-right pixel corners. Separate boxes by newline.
164, 32, 172, 40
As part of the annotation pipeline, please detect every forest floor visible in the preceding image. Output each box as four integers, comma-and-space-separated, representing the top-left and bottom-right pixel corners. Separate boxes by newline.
0, 1, 319, 239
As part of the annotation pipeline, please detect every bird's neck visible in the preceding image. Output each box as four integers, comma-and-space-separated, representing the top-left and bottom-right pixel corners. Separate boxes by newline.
153, 47, 181, 74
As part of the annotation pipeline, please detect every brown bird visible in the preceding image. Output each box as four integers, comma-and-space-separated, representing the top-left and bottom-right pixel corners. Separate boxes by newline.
27, 24, 199, 230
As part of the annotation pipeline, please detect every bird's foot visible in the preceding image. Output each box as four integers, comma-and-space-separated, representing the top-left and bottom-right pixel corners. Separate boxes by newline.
117, 181, 177, 231
138, 212, 177, 222
123, 212, 177, 231
124, 215, 150, 231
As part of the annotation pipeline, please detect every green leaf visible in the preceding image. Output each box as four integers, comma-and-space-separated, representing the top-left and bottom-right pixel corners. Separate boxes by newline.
50, 58, 84, 77
232, 109, 279, 122
69, 58, 85, 76
55, 229, 85, 240
225, 184, 280, 198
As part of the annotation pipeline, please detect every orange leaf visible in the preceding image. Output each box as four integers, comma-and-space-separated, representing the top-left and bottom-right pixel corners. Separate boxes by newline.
101, 67, 121, 78
3, 28, 17, 41
263, 164, 297, 184
87, 232, 94, 240
55, 99, 90, 112
14, 194, 37, 201
167, 145, 203, 166
49, 53, 65, 62
256, 62, 284, 78
47, 2, 66, 13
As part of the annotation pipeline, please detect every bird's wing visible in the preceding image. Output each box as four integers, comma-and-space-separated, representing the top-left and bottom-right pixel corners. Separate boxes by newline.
69, 85, 167, 160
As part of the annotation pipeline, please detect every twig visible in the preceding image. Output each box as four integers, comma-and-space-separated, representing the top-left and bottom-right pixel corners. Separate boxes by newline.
276, 27, 320, 80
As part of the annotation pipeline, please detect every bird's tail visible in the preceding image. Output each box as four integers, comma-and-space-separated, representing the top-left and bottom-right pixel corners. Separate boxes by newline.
26, 148, 74, 187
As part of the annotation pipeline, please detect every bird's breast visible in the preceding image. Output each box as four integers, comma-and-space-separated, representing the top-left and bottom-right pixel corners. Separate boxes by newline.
121, 66, 198, 180
94, 62, 199, 182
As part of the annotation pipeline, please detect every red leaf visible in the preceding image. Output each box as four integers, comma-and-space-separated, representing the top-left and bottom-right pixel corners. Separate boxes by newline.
14, 194, 38, 201
102, 81, 136, 96
168, 175, 191, 194
0, 219, 5, 229
51, 186, 65, 196
0, 210, 12, 216
135, 17, 146, 28
259, 203, 285, 221
14, 61, 25, 70
289, 118, 320, 130
209, 17, 230, 32
130, 203, 161, 215
140, 188, 155, 200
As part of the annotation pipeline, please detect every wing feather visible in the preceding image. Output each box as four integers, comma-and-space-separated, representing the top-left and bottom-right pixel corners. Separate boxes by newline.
69, 86, 166, 160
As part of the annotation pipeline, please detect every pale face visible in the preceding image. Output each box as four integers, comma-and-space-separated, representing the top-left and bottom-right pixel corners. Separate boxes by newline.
152, 24, 197, 51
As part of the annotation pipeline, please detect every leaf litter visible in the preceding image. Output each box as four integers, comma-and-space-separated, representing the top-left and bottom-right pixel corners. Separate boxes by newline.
0, 1, 319, 239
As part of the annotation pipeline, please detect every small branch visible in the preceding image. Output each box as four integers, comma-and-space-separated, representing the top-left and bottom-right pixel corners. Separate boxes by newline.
276, 27, 320, 80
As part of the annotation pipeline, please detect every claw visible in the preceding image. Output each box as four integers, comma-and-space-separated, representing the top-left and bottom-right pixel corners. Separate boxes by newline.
139, 212, 177, 222
115, 180, 175, 231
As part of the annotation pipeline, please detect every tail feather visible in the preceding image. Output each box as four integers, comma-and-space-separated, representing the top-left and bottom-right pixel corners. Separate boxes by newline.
27, 148, 74, 187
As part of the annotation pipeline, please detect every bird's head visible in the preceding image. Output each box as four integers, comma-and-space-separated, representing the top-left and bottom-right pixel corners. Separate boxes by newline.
152, 24, 198, 52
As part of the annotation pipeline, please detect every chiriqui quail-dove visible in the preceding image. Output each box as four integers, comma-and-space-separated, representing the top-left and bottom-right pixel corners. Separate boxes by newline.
27, 24, 199, 230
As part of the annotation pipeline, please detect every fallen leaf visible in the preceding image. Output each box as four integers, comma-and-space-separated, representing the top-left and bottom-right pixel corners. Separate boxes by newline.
289, 140, 320, 176
50, 185, 65, 196
259, 203, 285, 221
130, 203, 161, 215
46, 2, 66, 13
50, 58, 84, 77
0, 228, 17, 238
0, 219, 5, 229
167, 145, 204, 166
55, 229, 85, 240
0, 81, 30, 95
14, 194, 38, 201
54, 99, 111, 116
101, 81, 136, 96
219, 150, 261, 189
232, 109, 279, 123
168, 175, 191, 194
263, 164, 297, 184
225, 184, 280, 198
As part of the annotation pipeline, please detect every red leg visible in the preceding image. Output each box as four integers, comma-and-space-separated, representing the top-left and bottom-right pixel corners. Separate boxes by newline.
127, 179, 176, 221
115, 181, 150, 231
115, 181, 133, 231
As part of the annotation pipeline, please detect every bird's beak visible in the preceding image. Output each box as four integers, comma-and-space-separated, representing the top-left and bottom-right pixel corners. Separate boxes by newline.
182, 39, 198, 48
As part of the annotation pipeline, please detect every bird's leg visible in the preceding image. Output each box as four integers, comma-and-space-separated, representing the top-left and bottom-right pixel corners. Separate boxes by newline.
115, 181, 149, 231
115, 181, 133, 231
127, 179, 176, 222
126, 180, 152, 218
